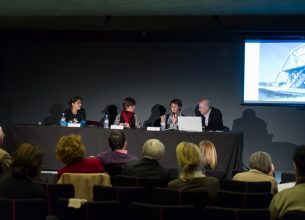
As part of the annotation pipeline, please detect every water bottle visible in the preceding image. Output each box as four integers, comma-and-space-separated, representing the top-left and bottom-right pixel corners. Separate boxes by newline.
60, 113, 66, 127
103, 114, 109, 128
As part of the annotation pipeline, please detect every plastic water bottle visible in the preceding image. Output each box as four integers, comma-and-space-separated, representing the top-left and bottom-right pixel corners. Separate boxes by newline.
103, 114, 109, 128
60, 113, 66, 127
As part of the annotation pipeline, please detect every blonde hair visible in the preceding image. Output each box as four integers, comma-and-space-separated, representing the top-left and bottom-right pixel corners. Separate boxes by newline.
199, 140, 218, 169
55, 134, 85, 165
0, 127, 4, 140
176, 142, 202, 178
143, 139, 165, 161
249, 151, 272, 174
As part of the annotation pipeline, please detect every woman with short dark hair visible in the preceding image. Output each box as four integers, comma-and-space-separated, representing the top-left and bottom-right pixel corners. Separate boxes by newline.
160, 98, 183, 130
64, 96, 86, 123
114, 97, 141, 128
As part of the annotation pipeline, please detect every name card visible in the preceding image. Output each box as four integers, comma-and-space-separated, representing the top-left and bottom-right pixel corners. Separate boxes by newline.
147, 127, 161, 131
67, 123, 81, 127
110, 125, 124, 130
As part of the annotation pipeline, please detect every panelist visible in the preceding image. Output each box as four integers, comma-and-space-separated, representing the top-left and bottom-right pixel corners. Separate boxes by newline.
114, 97, 141, 129
160, 98, 184, 130
197, 99, 223, 131
64, 96, 86, 123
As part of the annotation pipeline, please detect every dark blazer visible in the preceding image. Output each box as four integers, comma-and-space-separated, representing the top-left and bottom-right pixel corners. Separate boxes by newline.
0, 174, 46, 199
123, 158, 169, 183
200, 107, 223, 131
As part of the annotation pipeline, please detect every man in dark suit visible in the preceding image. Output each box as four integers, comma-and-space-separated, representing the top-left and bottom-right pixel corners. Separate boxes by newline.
123, 139, 169, 183
197, 99, 223, 131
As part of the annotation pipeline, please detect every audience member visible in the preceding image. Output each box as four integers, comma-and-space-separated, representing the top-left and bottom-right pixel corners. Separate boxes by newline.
97, 130, 137, 165
0, 143, 46, 198
123, 139, 169, 183
269, 145, 305, 220
56, 134, 104, 179
198, 140, 218, 170
233, 151, 278, 194
168, 142, 220, 201
0, 127, 11, 173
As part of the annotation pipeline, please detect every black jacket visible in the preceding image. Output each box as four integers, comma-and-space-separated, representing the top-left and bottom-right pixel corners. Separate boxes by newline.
201, 107, 223, 131
123, 158, 169, 183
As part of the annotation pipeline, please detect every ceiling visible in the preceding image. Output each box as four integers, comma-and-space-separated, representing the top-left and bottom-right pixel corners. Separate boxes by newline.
1, 0, 305, 16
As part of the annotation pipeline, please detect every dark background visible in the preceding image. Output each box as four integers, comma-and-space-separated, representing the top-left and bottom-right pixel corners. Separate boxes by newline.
0, 16, 305, 171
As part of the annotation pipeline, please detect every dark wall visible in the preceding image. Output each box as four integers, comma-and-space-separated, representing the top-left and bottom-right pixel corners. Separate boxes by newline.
0, 31, 304, 171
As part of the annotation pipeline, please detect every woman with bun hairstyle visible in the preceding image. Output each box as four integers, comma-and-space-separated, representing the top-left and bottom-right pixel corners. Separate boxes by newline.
168, 142, 220, 200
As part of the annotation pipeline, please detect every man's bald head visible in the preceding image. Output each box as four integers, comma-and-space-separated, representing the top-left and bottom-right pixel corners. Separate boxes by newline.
198, 99, 211, 115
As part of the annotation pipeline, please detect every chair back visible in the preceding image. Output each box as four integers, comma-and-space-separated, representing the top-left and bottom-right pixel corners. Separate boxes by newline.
93, 186, 147, 204
222, 180, 272, 193
205, 206, 270, 220
282, 211, 305, 220
115, 175, 166, 188
39, 183, 74, 215
57, 198, 121, 220
217, 190, 273, 208
0, 198, 48, 220
58, 173, 111, 201
104, 164, 124, 185
131, 202, 196, 220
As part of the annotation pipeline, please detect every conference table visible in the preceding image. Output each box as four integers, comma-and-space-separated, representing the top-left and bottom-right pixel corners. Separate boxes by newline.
3, 125, 243, 179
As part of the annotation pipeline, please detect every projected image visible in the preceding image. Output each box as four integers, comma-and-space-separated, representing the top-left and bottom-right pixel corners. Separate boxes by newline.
244, 40, 305, 104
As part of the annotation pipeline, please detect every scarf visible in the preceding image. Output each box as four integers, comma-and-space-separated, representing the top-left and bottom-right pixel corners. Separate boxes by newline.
120, 110, 134, 127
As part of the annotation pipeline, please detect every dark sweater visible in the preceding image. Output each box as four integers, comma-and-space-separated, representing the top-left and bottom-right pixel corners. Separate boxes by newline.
0, 174, 46, 199
168, 176, 220, 201
98, 151, 138, 165
64, 107, 86, 123
123, 158, 169, 183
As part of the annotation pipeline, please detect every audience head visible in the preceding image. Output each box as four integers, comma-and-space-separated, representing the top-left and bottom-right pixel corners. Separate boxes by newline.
12, 143, 44, 180
249, 151, 273, 175
56, 134, 85, 165
123, 97, 136, 113
199, 140, 218, 169
176, 142, 202, 178
293, 145, 305, 179
69, 96, 82, 110
170, 98, 182, 114
142, 139, 165, 161
108, 130, 127, 151
198, 99, 211, 115
0, 126, 4, 146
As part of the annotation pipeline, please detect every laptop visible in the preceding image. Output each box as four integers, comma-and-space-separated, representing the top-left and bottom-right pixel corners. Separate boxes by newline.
178, 116, 203, 132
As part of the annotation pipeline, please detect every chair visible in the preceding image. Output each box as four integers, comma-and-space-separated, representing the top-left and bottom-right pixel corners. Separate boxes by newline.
114, 175, 167, 188
282, 211, 305, 220
39, 183, 74, 215
104, 164, 124, 185
205, 169, 226, 180
204, 206, 270, 220
87, 200, 121, 220
93, 186, 148, 204
154, 187, 209, 219
57, 173, 111, 201
222, 180, 272, 193
217, 190, 273, 209
56, 198, 121, 220
231, 169, 248, 178
280, 172, 296, 184
56, 198, 87, 220
0, 198, 48, 220
131, 202, 196, 220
